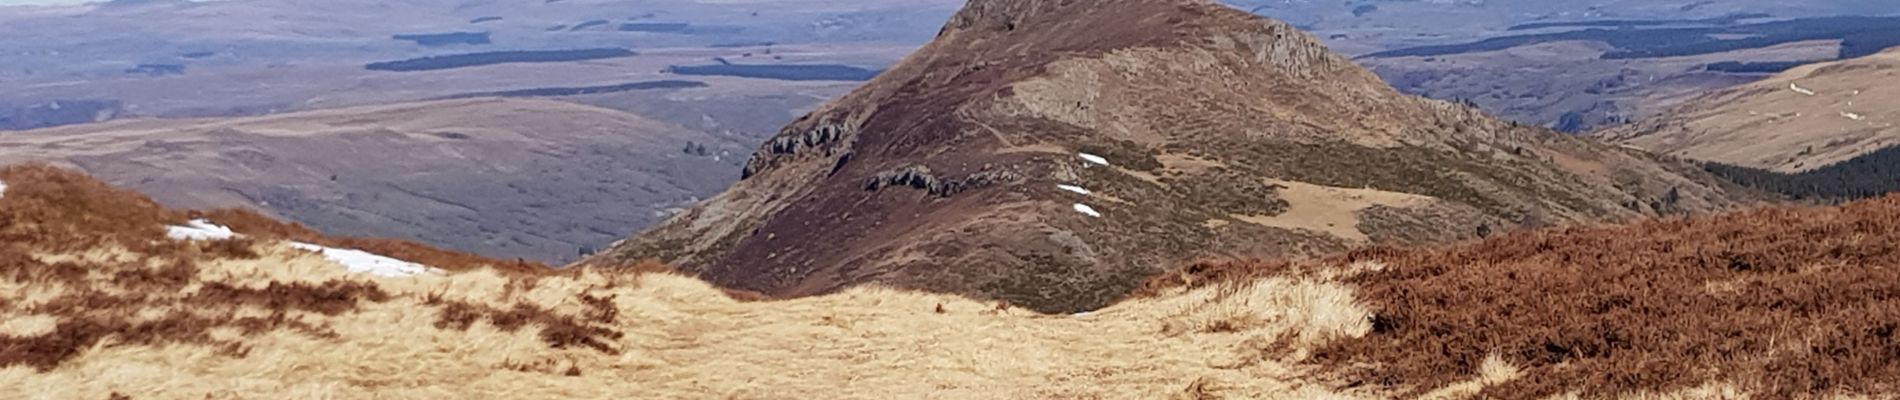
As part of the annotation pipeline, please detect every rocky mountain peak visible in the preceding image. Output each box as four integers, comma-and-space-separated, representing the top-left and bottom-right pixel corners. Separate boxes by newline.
584, 0, 1759, 313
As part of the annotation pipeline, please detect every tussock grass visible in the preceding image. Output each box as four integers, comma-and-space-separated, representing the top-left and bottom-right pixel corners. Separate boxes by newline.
3, 251, 1385, 399
2, 165, 1388, 399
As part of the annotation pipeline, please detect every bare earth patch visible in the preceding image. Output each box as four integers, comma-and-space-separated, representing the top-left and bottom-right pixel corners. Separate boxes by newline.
1233, 180, 1433, 243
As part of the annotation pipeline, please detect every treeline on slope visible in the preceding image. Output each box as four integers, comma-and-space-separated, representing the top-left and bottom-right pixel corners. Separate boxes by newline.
1703, 144, 1900, 202
664, 64, 881, 81
443, 80, 707, 99
1367, 16, 1900, 61
1505, 12, 1770, 31
366, 49, 635, 72
620, 22, 691, 33
1702, 60, 1809, 74
393, 32, 492, 47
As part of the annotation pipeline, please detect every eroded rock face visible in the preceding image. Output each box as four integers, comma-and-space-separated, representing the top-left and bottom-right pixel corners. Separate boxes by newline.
586, 0, 1763, 313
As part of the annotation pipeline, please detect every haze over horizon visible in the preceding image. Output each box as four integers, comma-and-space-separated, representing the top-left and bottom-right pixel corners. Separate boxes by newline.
0, 0, 89, 5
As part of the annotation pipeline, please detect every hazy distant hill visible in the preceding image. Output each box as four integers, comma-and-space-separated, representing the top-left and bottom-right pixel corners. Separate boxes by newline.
0, 0, 957, 130
1607, 48, 1900, 202
1609, 48, 1900, 173
0, 98, 751, 262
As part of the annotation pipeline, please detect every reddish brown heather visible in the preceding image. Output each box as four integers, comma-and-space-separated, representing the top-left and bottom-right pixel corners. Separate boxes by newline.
0, 241, 391, 371
1147, 195, 1900, 397
0, 164, 183, 253
0, 165, 563, 371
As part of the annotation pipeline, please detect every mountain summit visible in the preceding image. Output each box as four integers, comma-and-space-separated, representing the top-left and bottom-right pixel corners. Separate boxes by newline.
583, 0, 1758, 312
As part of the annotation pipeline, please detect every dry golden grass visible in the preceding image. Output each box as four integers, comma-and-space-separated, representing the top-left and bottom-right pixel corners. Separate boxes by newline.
3, 244, 1390, 399
2, 165, 1402, 399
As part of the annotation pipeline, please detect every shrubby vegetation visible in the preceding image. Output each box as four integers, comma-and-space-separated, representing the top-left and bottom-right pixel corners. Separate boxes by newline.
1161, 194, 1900, 398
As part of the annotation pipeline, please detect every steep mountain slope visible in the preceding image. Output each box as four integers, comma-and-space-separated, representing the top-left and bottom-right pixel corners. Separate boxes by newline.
0, 98, 744, 262
1608, 47, 1900, 173
585, 0, 1762, 312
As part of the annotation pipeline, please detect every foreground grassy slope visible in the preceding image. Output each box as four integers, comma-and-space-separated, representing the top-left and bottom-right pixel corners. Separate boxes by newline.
1154, 196, 1900, 398
5, 165, 1897, 398
0, 166, 1375, 399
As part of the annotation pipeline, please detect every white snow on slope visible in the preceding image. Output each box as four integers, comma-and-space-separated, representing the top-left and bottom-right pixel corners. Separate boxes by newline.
1057, 184, 1091, 195
1790, 83, 1817, 96
288, 243, 442, 278
166, 219, 237, 241
0, 179, 8, 199
1842, 111, 1866, 121
1078, 153, 1110, 166
163, 219, 437, 277
1073, 203, 1102, 218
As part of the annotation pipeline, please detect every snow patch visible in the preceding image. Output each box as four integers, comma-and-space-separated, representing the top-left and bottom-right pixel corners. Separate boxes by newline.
288, 242, 441, 277
166, 219, 237, 241
1073, 203, 1102, 218
1057, 184, 1091, 195
164, 219, 437, 277
1790, 83, 1817, 96
1078, 153, 1110, 166
0, 179, 7, 199
1842, 111, 1866, 121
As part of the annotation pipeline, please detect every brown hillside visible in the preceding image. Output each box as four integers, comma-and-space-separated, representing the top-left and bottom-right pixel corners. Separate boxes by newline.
1148, 194, 1900, 398
585, 0, 1761, 312
1607, 48, 1900, 173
